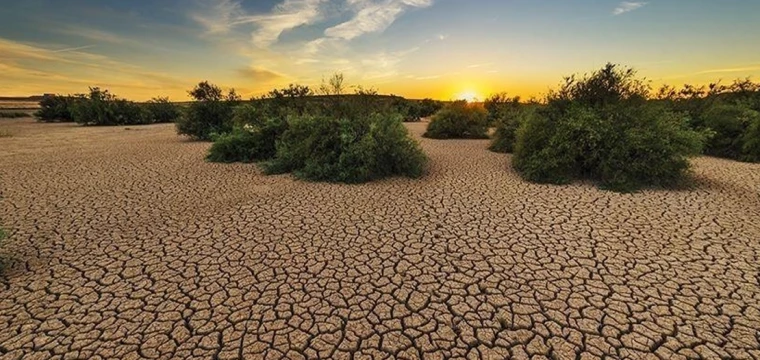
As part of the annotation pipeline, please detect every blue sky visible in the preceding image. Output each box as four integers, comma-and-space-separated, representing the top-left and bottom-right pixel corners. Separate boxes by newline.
1, 0, 759, 100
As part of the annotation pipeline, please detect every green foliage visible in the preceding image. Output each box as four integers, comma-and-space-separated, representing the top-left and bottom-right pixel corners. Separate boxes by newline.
489, 107, 534, 153
418, 98, 443, 118
70, 88, 150, 126
206, 105, 288, 163
484, 93, 521, 126
176, 81, 241, 140
35, 95, 77, 122
700, 104, 759, 159
0, 111, 30, 118
144, 97, 181, 123
513, 64, 707, 192
265, 113, 427, 183
424, 101, 488, 139
742, 115, 760, 162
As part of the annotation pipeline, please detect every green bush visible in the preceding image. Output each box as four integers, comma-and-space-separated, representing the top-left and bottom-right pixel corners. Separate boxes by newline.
176, 81, 240, 140
700, 103, 760, 160
484, 93, 521, 126
419, 98, 443, 118
144, 97, 181, 123
265, 113, 427, 183
742, 115, 760, 162
513, 64, 707, 192
424, 101, 488, 139
489, 107, 533, 153
70, 88, 150, 126
35, 95, 77, 122
207, 105, 288, 163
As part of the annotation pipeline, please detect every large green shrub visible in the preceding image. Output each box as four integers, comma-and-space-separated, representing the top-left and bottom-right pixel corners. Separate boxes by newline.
70, 88, 150, 126
419, 98, 443, 118
489, 107, 534, 153
176, 81, 240, 140
35, 95, 78, 122
265, 113, 427, 183
144, 97, 181, 123
206, 105, 288, 163
700, 103, 760, 160
424, 101, 488, 139
742, 115, 760, 162
513, 64, 707, 192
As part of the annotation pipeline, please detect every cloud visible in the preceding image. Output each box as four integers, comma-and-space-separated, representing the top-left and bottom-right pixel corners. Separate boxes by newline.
191, 0, 244, 34
324, 0, 433, 40
236, 67, 284, 82
51, 45, 97, 53
191, 0, 325, 47
695, 65, 760, 75
613, 1, 647, 15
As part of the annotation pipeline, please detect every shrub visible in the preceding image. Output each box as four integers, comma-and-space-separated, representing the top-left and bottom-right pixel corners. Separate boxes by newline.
489, 107, 533, 153
207, 105, 287, 163
512, 64, 707, 192
484, 93, 521, 126
35, 95, 77, 122
176, 81, 240, 140
699, 103, 760, 160
144, 97, 181, 123
419, 98, 443, 118
742, 115, 760, 162
265, 113, 427, 183
424, 101, 488, 139
71, 88, 149, 126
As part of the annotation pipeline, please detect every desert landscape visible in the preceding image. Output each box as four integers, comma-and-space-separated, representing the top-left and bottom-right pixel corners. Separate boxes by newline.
1, 113, 759, 358
3, 0, 760, 359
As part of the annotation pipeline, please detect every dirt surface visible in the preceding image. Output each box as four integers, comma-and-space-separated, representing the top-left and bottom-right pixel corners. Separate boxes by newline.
1, 117, 759, 359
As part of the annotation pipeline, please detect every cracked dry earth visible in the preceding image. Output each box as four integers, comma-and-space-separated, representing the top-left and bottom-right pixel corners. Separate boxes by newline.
1, 118, 760, 360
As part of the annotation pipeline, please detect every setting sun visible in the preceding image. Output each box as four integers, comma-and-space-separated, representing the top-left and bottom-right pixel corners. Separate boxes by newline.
455, 90, 480, 102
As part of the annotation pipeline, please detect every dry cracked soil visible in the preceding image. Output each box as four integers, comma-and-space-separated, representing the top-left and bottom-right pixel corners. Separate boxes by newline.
0, 117, 759, 359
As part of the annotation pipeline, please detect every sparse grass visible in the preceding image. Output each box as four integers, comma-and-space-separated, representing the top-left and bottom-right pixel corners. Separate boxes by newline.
0, 112, 29, 118
0, 129, 12, 137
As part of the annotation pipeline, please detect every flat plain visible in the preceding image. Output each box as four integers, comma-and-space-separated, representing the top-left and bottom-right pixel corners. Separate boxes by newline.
0, 117, 759, 359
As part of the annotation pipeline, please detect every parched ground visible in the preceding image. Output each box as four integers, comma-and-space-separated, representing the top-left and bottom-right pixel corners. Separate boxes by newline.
0, 118, 759, 359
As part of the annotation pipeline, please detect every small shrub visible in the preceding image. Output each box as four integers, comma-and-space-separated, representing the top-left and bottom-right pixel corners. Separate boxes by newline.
424, 101, 488, 139
176, 81, 240, 140
0, 112, 29, 118
513, 64, 707, 192
207, 105, 288, 163
144, 97, 181, 123
35, 95, 77, 122
265, 113, 427, 183
489, 107, 533, 153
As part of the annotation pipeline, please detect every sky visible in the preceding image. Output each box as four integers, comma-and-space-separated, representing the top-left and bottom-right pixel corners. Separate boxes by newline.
1, 0, 759, 101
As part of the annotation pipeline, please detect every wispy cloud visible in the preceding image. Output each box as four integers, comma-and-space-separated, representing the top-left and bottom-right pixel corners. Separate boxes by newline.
191, 0, 325, 47
51, 45, 97, 53
613, 1, 647, 15
236, 66, 284, 82
696, 65, 760, 75
324, 0, 433, 40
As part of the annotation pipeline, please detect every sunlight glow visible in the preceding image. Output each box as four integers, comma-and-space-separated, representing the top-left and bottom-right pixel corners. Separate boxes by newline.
455, 90, 479, 102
